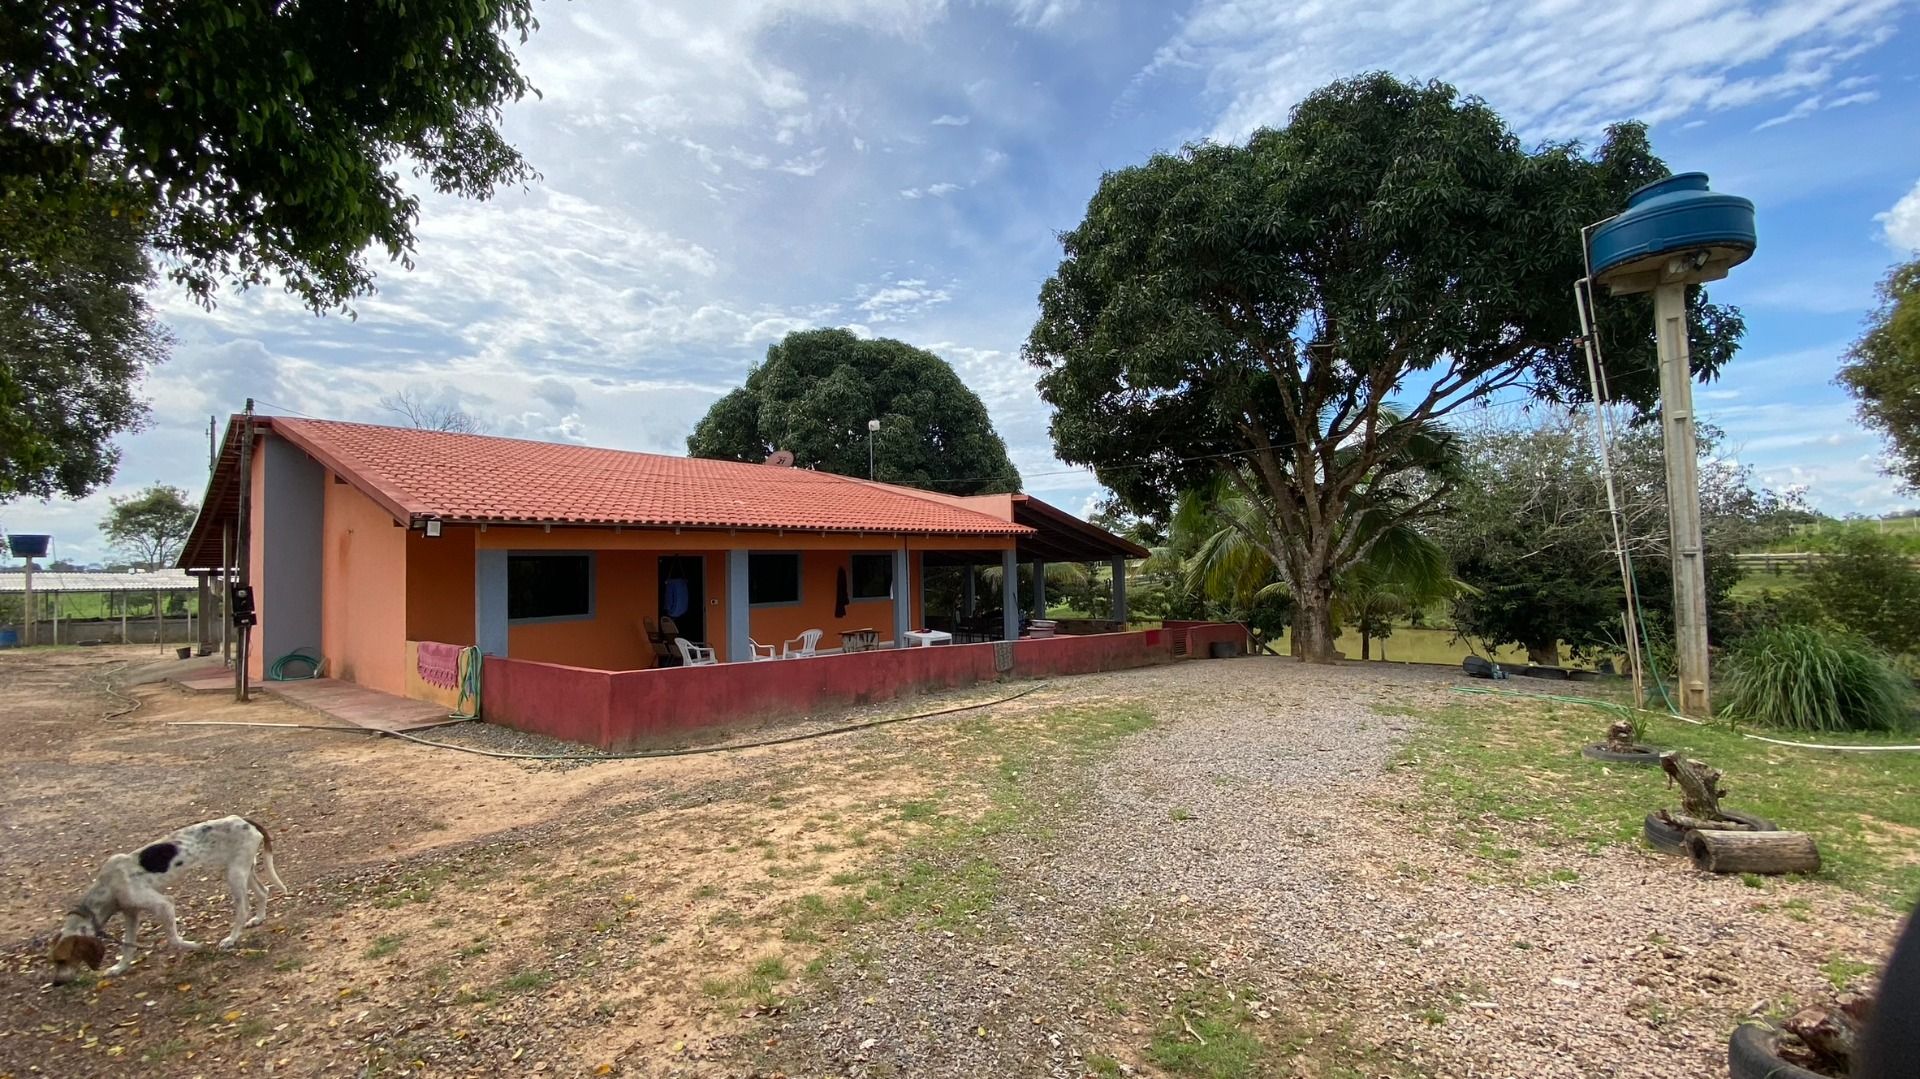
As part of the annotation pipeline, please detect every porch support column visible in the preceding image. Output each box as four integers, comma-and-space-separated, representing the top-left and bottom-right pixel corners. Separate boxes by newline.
1001, 548, 1019, 641
891, 547, 910, 647
475, 549, 509, 656
1110, 557, 1128, 626
913, 552, 925, 632
962, 568, 976, 616
197, 574, 213, 654
726, 549, 750, 663
1032, 560, 1046, 616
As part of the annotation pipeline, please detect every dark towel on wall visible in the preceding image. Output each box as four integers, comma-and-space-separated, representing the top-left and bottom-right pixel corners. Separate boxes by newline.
835, 568, 849, 619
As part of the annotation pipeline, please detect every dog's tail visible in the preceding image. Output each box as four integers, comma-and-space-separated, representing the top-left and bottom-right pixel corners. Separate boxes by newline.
244, 816, 289, 892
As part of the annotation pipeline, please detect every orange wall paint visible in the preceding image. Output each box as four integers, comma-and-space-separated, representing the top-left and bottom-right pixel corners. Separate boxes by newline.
507, 548, 656, 671
406, 528, 476, 646
747, 549, 902, 652
320, 478, 409, 695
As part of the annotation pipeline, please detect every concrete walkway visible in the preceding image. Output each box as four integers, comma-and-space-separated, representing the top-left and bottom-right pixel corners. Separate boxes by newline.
264, 677, 466, 733
168, 666, 464, 734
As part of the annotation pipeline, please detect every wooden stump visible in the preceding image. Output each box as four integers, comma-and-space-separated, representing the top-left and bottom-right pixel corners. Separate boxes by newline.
1660, 752, 1728, 819
1686, 829, 1821, 875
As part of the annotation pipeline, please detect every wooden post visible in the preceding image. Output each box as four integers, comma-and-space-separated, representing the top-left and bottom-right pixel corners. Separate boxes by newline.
221, 523, 232, 666
235, 402, 254, 701
153, 588, 162, 648
1655, 281, 1711, 716
49, 588, 58, 645
120, 592, 128, 643
1686, 830, 1820, 874
21, 556, 34, 647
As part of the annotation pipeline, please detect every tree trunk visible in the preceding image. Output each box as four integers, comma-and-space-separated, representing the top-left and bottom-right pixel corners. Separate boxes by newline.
1686, 830, 1821, 874
1294, 580, 1340, 663
1360, 633, 1371, 660
1526, 641, 1561, 666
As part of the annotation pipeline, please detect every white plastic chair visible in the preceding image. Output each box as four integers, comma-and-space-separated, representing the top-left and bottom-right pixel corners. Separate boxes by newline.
746, 637, 781, 661
783, 629, 823, 658
674, 638, 718, 666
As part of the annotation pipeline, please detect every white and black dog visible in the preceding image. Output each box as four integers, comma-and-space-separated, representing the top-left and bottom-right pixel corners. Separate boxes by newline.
48, 816, 287, 984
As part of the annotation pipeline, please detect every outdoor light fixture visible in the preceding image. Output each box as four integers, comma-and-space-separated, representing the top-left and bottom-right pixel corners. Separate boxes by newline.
425, 518, 443, 538
867, 418, 880, 479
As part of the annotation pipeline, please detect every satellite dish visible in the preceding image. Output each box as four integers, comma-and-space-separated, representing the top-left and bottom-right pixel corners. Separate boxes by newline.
764, 449, 795, 467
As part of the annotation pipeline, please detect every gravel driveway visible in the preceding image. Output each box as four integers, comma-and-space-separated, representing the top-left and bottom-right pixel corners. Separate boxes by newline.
775, 657, 1897, 1079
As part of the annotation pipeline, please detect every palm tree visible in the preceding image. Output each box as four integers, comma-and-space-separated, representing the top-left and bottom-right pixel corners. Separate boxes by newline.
1174, 415, 1465, 656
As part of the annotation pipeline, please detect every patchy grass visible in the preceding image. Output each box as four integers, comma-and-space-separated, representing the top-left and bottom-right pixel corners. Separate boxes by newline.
1400, 690, 1920, 908
1148, 990, 1270, 1078
362, 934, 404, 960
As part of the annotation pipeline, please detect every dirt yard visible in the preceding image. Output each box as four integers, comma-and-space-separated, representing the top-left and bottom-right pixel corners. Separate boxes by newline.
0, 647, 1903, 1078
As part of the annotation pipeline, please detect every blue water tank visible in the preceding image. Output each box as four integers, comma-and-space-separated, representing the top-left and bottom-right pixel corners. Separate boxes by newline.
6, 534, 51, 559
1589, 172, 1755, 292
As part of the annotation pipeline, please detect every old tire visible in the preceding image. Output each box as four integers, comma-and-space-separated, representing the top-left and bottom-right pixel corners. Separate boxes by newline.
1728, 1024, 1827, 1079
1645, 810, 1779, 855
1583, 743, 1663, 766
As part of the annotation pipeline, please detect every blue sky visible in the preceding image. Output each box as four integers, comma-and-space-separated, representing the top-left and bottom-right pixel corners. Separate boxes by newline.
9, 0, 1920, 564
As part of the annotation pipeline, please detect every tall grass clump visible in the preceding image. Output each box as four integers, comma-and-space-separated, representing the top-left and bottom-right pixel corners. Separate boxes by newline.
1718, 625, 1916, 734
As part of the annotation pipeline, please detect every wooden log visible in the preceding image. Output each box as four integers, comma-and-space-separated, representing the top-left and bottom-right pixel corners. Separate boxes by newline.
1686, 829, 1821, 875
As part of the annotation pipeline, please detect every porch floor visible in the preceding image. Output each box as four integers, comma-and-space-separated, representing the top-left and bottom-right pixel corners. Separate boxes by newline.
263, 677, 468, 733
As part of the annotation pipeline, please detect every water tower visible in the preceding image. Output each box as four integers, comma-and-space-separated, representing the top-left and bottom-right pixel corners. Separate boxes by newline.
1587, 172, 1757, 716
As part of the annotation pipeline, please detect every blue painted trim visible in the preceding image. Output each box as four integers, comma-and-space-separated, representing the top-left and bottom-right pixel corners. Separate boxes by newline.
726, 549, 750, 664
475, 549, 508, 657
891, 547, 910, 647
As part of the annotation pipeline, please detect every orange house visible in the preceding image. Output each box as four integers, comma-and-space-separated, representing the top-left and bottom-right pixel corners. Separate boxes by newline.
177, 417, 1145, 701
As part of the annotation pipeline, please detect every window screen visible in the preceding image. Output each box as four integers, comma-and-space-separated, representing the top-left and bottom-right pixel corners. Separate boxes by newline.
508, 553, 594, 620
748, 552, 802, 605
850, 553, 894, 601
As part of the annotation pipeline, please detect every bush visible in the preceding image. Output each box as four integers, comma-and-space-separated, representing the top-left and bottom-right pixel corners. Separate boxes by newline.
1718, 625, 1916, 733
1805, 532, 1920, 655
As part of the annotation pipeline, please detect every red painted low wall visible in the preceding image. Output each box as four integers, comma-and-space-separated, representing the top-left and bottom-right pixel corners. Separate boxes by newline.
481, 623, 1248, 750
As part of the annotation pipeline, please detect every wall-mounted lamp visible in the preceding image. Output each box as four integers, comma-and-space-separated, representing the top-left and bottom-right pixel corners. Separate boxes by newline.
424, 519, 443, 538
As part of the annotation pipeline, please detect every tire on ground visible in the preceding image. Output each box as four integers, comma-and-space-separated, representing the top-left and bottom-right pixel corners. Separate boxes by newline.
1645, 810, 1779, 855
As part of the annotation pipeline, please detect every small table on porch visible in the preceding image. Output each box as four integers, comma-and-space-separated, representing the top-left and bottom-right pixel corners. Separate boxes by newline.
903, 629, 953, 647
839, 628, 880, 653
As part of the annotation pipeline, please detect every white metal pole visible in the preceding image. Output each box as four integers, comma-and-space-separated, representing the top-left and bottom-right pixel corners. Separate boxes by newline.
22, 557, 33, 647
1653, 281, 1712, 717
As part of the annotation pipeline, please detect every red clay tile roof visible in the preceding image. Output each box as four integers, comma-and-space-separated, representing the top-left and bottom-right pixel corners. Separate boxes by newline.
268, 418, 1033, 536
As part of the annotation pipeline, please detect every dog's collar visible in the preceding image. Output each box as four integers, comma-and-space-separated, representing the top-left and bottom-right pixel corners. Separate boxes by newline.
67, 904, 104, 937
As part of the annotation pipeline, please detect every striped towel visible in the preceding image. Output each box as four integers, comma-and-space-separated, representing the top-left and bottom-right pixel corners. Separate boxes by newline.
417, 641, 461, 689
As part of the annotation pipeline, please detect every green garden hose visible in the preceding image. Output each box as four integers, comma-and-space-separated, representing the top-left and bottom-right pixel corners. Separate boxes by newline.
267, 649, 322, 681
450, 646, 482, 720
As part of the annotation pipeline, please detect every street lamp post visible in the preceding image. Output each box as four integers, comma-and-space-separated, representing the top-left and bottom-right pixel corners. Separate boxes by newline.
867, 418, 880, 480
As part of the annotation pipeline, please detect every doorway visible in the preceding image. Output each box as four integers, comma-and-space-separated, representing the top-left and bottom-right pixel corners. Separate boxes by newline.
658, 556, 706, 643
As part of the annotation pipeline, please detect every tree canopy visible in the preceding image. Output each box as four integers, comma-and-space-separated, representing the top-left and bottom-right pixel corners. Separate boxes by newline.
4, 0, 540, 312
1025, 73, 1745, 661
688, 329, 1022, 494
100, 484, 198, 570
1437, 414, 1802, 665
1838, 257, 1920, 492
1, 169, 166, 500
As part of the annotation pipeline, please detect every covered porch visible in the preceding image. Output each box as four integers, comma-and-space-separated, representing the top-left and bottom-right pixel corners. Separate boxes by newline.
920, 494, 1149, 643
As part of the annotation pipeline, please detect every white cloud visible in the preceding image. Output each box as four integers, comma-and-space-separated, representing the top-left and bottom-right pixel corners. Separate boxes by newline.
856, 279, 953, 320
930, 114, 970, 126
1148, 0, 1905, 142
1879, 179, 1920, 253
1754, 87, 1879, 129
899, 181, 962, 199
